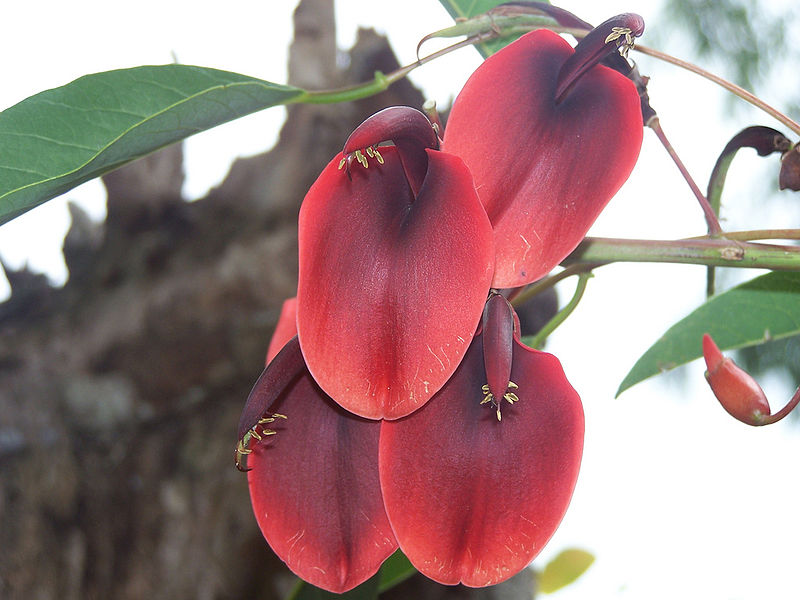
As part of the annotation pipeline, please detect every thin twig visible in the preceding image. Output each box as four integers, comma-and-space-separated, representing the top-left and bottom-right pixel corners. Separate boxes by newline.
634, 43, 800, 137
649, 117, 723, 235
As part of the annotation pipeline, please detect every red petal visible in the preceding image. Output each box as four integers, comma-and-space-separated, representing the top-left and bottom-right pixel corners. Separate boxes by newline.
297, 148, 494, 419
443, 29, 643, 287
266, 297, 298, 365
379, 334, 583, 587
247, 363, 397, 593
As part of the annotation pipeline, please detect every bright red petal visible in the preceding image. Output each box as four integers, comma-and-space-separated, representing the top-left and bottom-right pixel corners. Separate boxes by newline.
297, 148, 494, 419
443, 29, 643, 287
247, 359, 397, 593
379, 335, 583, 587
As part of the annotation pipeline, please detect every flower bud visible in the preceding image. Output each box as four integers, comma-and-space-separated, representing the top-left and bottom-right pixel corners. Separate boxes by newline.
702, 333, 770, 425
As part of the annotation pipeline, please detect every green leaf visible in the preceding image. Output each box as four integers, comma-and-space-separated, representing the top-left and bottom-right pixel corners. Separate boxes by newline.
617, 271, 800, 396
537, 548, 595, 594
377, 550, 417, 593
437, 0, 551, 57
0, 65, 304, 225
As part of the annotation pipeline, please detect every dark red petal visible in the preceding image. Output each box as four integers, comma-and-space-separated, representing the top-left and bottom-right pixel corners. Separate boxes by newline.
266, 297, 298, 365
482, 294, 514, 403
238, 336, 305, 442
297, 147, 494, 420
555, 13, 644, 102
247, 365, 397, 593
443, 29, 643, 287
343, 107, 439, 197
379, 335, 584, 587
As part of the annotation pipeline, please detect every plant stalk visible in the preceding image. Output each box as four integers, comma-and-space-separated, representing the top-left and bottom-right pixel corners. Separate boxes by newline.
526, 272, 592, 349
565, 237, 800, 270
292, 35, 482, 105
648, 117, 722, 235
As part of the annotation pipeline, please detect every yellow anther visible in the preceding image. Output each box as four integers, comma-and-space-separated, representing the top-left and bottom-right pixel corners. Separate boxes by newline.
340, 148, 384, 172
258, 413, 286, 425
480, 380, 521, 421
605, 26, 632, 44
235, 412, 287, 472
604, 26, 635, 57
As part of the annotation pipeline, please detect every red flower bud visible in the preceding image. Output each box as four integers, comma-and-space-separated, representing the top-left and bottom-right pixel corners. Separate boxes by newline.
703, 333, 772, 425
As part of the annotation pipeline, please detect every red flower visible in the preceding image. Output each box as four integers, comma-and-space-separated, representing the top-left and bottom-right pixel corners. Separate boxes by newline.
443, 22, 644, 288
380, 295, 583, 586
238, 13, 645, 593
296, 107, 494, 420
241, 335, 397, 593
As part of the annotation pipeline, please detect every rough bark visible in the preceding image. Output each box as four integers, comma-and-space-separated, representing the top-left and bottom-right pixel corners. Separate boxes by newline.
0, 2, 535, 598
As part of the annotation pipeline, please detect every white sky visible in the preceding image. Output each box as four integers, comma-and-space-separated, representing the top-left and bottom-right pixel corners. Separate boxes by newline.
1, 1, 798, 599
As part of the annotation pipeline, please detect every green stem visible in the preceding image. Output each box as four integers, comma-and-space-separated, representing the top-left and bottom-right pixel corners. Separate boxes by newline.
510, 262, 602, 308
697, 228, 800, 242
290, 35, 481, 105
513, 228, 799, 314
565, 237, 800, 270
526, 273, 592, 349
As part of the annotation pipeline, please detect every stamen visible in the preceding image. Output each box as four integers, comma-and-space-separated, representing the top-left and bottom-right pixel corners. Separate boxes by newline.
480, 380, 520, 421
235, 412, 287, 472
555, 13, 644, 103
338, 146, 386, 174
604, 26, 633, 46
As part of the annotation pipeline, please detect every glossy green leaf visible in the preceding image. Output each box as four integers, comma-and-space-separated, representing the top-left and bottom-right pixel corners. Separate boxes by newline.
537, 548, 595, 594
437, 0, 552, 57
617, 271, 800, 396
0, 65, 304, 225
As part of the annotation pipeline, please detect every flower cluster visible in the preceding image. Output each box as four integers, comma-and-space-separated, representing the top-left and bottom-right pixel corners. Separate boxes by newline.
237, 15, 644, 593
